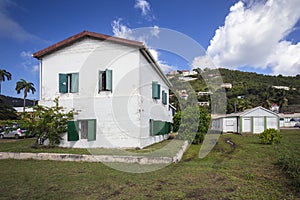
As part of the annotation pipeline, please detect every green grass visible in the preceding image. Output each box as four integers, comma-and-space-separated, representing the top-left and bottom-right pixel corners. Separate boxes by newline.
0, 130, 299, 199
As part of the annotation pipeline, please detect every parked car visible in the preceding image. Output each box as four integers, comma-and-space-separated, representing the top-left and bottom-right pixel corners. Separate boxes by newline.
0, 128, 26, 139
294, 123, 300, 128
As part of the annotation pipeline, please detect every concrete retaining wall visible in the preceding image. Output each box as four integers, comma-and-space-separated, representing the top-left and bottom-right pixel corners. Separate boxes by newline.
0, 140, 189, 165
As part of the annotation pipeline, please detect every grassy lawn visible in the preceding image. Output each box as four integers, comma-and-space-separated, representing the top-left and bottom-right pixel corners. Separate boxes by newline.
0, 130, 299, 199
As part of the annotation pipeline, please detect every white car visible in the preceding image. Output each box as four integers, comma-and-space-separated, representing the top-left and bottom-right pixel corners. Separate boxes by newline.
0, 128, 26, 139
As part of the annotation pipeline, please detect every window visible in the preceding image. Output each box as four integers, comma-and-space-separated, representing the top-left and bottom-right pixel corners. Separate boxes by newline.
162, 90, 167, 105
99, 69, 112, 92
152, 81, 160, 99
149, 119, 171, 136
59, 73, 79, 93
67, 119, 96, 141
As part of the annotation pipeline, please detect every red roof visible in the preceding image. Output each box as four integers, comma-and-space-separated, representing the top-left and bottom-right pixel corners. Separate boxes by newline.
33, 30, 144, 59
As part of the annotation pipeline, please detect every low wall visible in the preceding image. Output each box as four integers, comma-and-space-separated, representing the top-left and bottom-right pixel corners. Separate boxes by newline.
0, 141, 189, 165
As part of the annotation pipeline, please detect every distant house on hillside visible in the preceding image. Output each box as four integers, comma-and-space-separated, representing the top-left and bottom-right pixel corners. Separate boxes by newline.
33, 30, 173, 148
221, 83, 232, 89
211, 106, 279, 134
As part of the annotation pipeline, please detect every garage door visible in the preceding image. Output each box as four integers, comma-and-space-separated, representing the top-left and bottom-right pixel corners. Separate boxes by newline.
254, 117, 264, 134
267, 117, 278, 129
243, 118, 251, 133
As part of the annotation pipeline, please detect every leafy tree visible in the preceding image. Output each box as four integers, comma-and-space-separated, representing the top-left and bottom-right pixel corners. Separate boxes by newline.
0, 69, 12, 94
15, 79, 36, 112
173, 106, 211, 144
21, 98, 75, 146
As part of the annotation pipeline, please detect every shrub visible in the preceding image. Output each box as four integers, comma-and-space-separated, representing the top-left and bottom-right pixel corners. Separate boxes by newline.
259, 128, 282, 145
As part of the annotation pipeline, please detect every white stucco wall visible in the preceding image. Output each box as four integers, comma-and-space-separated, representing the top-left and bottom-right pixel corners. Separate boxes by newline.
139, 53, 172, 147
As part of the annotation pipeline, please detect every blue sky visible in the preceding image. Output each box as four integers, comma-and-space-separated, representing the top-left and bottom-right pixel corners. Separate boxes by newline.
0, 0, 300, 100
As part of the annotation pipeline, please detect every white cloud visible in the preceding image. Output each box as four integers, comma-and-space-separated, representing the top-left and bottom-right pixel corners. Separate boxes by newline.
207, 0, 300, 75
134, 0, 150, 16
192, 55, 216, 70
20, 51, 39, 73
0, 0, 43, 42
134, 0, 154, 21
111, 18, 134, 40
111, 20, 175, 73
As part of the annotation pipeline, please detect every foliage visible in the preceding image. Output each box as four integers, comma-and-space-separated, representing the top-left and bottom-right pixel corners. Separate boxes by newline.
175, 106, 199, 143
21, 98, 75, 147
173, 106, 211, 144
0, 69, 12, 94
172, 111, 181, 132
0, 97, 18, 120
15, 79, 36, 112
182, 68, 300, 113
259, 128, 282, 144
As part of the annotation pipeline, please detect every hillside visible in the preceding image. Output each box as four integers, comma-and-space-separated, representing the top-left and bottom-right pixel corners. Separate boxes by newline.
176, 68, 300, 113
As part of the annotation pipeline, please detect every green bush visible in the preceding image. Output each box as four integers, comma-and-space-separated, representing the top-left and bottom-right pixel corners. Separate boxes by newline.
259, 128, 282, 145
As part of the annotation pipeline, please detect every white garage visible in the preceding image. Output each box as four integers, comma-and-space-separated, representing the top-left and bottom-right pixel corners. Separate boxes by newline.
212, 106, 279, 134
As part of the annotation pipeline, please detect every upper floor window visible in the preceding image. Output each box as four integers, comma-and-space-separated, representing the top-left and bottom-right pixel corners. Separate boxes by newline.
152, 81, 161, 99
99, 69, 112, 92
162, 90, 167, 105
59, 73, 79, 93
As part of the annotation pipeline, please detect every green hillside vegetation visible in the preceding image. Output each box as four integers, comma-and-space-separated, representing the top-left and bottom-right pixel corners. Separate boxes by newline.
185, 68, 300, 113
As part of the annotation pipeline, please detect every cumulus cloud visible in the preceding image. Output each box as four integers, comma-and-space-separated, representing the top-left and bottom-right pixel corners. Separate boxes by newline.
134, 0, 154, 21
207, 0, 300, 75
192, 55, 216, 70
20, 51, 39, 73
111, 20, 175, 73
0, 0, 43, 42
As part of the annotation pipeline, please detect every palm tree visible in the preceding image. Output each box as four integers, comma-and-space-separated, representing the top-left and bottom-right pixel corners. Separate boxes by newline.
15, 79, 36, 112
0, 69, 12, 94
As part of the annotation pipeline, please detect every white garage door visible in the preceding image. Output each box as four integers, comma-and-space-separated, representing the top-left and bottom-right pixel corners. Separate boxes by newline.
254, 117, 264, 134
225, 118, 236, 132
267, 117, 278, 129
243, 118, 251, 133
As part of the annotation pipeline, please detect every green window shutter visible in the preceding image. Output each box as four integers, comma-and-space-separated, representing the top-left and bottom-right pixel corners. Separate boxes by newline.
67, 121, 79, 141
70, 73, 79, 93
149, 119, 153, 136
162, 90, 167, 105
87, 119, 96, 141
59, 74, 68, 93
152, 81, 161, 99
98, 71, 103, 92
105, 69, 112, 91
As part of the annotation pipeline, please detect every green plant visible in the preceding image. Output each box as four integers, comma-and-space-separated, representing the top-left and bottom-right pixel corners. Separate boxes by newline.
21, 97, 75, 146
259, 128, 282, 145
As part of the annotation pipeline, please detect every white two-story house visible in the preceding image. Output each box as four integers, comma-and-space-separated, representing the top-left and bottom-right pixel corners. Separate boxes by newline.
33, 30, 173, 148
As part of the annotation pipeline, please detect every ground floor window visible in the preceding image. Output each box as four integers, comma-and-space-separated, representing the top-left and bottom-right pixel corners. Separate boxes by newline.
67, 119, 96, 141
149, 119, 172, 136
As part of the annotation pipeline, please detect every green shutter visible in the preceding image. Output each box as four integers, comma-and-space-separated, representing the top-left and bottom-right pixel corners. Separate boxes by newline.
152, 81, 161, 99
149, 119, 153, 136
98, 71, 103, 92
67, 121, 79, 141
70, 73, 79, 93
162, 90, 167, 105
87, 119, 96, 141
105, 69, 112, 91
59, 74, 68, 93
